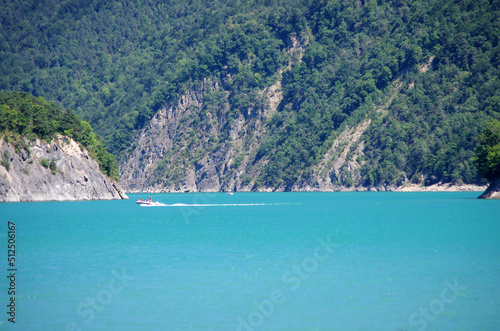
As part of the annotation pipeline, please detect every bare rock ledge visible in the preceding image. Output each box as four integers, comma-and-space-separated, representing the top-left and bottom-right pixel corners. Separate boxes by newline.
477, 179, 500, 199
0, 135, 128, 202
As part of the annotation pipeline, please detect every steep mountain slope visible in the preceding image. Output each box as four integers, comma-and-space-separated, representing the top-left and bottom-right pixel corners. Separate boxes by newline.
121, 0, 499, 192
120, 35, 308, 192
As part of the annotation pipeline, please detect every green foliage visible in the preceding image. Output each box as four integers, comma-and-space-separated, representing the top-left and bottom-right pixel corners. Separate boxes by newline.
1, 150, 10, 171
49, 159, 57, 174
474, 120, 500, 182
40, 158, 50, 168
0, 158, 9, 171
0, 92, 119, 180
239, 173, 252, 187
252, 0, 499, 187
350, 0, 500, 187
230, 154, 244, 170
0, 0, 294, 155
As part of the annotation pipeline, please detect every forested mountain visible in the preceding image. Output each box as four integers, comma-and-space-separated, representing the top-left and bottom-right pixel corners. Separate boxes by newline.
1, 0, 499, 191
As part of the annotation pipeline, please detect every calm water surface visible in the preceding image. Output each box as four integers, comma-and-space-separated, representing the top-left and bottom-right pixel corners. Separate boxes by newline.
1, 192, 499, 330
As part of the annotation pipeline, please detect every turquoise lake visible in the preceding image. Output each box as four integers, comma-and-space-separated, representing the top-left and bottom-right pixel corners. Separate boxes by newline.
1, 192, 499, 330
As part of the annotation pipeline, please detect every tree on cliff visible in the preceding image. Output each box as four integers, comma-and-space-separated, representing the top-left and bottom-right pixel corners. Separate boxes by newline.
474, 119, 500, 182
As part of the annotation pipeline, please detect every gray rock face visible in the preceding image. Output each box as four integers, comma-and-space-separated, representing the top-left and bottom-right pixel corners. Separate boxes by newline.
0, 135, 128, 202
119, 38, 310, 193
478, 179, 500, 199
119, 79, 220, 192
119, 77, 277, 193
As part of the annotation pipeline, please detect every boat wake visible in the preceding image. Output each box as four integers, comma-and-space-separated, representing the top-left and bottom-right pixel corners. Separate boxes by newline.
139, 202, 168, 207
153, 203, 290, 207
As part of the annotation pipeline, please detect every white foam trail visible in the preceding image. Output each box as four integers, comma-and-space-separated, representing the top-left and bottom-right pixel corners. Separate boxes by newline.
139, 203, 168, 207
165, 203, 273, 207
142, 203, 291, 207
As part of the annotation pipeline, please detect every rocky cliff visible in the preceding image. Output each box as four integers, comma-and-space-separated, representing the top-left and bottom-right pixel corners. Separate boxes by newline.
119, 77, 272, 193
477, 179, 500, 199
0, 135, 128, 202
119, 36, 309, 193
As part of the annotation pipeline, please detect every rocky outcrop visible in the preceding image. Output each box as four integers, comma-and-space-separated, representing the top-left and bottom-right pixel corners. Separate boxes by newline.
119, 77, 271, 193
119, 78, 224, 192
119, 35, 310, 193
293, 120, 371, 191
477, 179, 500, 199
0, 135, 128, 202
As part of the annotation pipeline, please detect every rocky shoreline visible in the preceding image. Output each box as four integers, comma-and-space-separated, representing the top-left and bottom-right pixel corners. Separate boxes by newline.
391, 183, 488, 193
122, 182, 488, 194
0, 135, 128, 202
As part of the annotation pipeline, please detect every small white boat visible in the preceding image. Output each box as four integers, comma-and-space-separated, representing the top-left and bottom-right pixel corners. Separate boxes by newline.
227, 190, 234, 195
136, 200, 161, 206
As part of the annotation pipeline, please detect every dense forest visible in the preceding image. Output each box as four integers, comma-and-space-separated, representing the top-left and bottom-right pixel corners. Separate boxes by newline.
474, 119, 500, 182
1, 0, 499, 189
0, 91, 119, 180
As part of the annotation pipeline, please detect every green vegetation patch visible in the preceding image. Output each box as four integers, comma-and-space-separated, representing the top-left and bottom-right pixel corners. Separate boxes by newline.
40, 158, 50, 168
1, 151, 10, 171
474, 119, 500, 182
